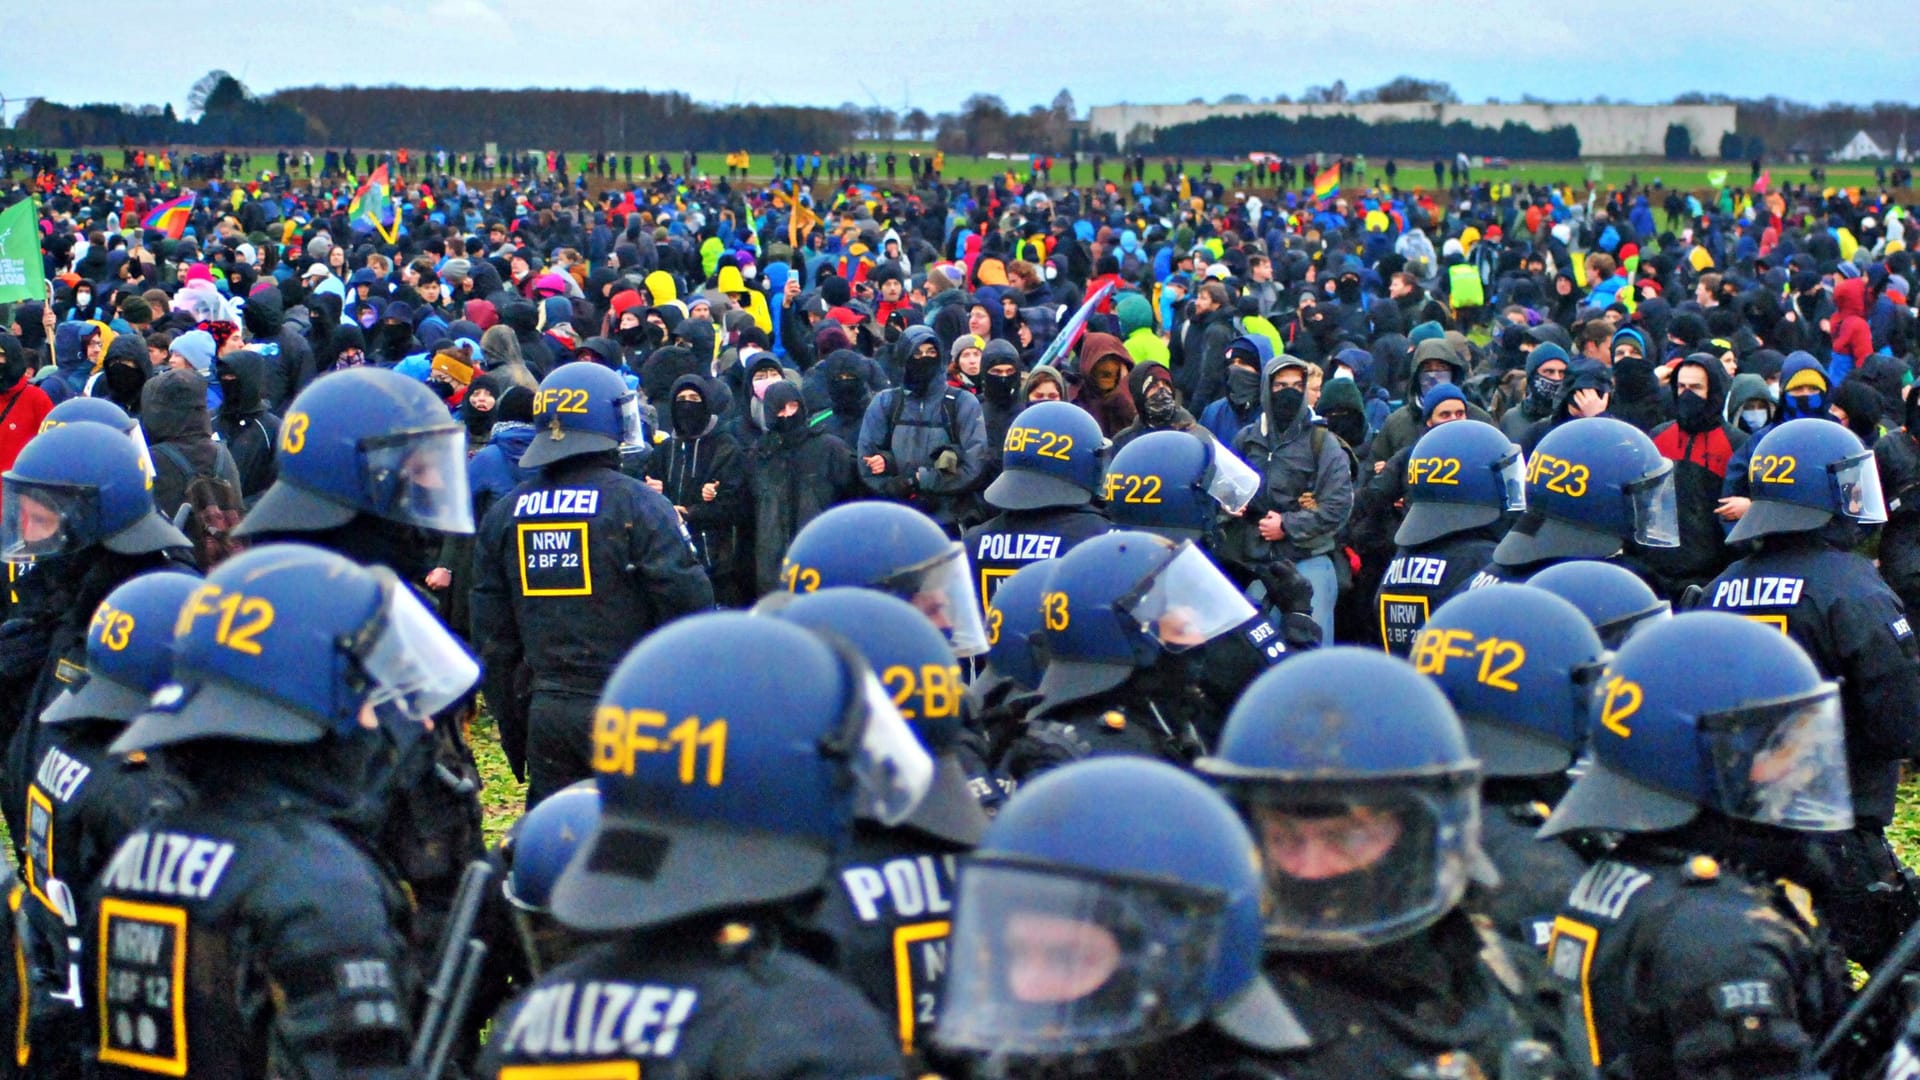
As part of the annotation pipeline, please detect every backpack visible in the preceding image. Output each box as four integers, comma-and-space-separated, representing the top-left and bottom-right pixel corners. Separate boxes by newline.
882, 386, 965, 453
152, 443, 247, 571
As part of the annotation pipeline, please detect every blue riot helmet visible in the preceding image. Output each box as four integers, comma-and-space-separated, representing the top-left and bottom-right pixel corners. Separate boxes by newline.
1036, 531, 1256, 705
1395, 420, 1526, 547
936, 758, 1308, 1060
1412, 586, 1606, 778
1527, 560, 1671, 649
985, 400, 1107, 511
233, 367, 475, 538
781, 501, 991, 657
1493, 417, 1679, 566
777, 587, 989, 845
1102, 430, 1261, 541
1197, 648, 1491, 952
550, 612, 933, 932
2, 421, 189, 562
112, 543, 479, 752
39, 396, 154, 480
516, 360, 646, 471
40, 572, 202, 726
1726, 417, 1887, 544
977, 560, 1055, 700
502, 781, 600, 976
1541, 612, 1850, 838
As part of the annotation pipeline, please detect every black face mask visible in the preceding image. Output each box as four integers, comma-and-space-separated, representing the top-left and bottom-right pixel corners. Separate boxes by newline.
0, 352, 26, 387
1527, 373, 1563, 414
1613, 356, 1657, 398
1143, 383, 1178, 424
1674, 390, 1717, 434
904, 349, 942, 393
1227, 366, 1261, 409
671, 398, 709, 438
1325, 409, 1368, 447
828, 375, 866, 412
105, 362, 146, 403
773, 410, 808, 438
1268, 386, 1304, 431
982, 371, 1020, 406
1336, 278, 1361, 304
616, 325, 651, 349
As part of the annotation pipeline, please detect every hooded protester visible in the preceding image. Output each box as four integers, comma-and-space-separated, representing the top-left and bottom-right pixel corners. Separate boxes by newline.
40, 321, 99, 404
1829, 276, 1874, 386
1072, 332, 1137, 438
139, 366, 243, 522
1019, 364, 1069, 409
459, 371, 508, 450
975, 338, 1026, 482
367, 302, 420, 367
1224, 353, 1355, 645
1828, 376, 1884, 446
92, 332, 153, 416
500, 299, 554, 376
1875, 383, 1920, 616
809, 348, 879, 448
1643, 353, 1747, 596
239, 285, 315, 411
857, 325, 989, 530
1521, 356, 1616, 456
1720, 354, 1835, 516
466, 384, 540, 523
478, 324, 539, 391
321, 322, 368, 373
1607, 326, 1670, 432
0, 332, 53, 486
212, 349, 283, 507
645, 373, 747, 604
747, 379, 857, 594
1369, 338, 1494, 469
1013, 304, 1059, 368
1116, 292, 1169, 369
1500, 341, 1569, 443
1197, 334, 1271, 445
1111, 358, 1201, 453
1326, 345, 1392, 437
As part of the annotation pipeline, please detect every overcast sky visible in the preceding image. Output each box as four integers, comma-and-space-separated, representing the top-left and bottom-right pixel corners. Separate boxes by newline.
4, 0, 1915, 125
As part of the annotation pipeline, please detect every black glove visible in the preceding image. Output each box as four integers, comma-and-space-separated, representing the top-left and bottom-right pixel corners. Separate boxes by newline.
1001, 721, 1092, 782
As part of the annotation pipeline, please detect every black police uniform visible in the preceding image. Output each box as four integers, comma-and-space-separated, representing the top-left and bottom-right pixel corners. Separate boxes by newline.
476, 922, 904, 1080
87, 773, 415, 1079
471, 455, 715, 805
1003, 676, 1213, 781
1476, 782, 1590, 953
1545, 844, 1845, 1078
1376, 532, 1496, 656
1260, 912, 1548, 1079
1705, 535, 1920, 964
18, 724, 176, 1076
804, 825, 960, 1066
962, 506, 1109, 607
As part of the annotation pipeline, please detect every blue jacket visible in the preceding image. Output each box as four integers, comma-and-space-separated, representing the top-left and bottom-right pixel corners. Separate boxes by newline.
468, 421, 539, 517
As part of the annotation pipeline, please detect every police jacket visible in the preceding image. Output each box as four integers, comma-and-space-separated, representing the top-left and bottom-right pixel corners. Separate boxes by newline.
1375, 531, 1497, 656
1545, 842, 1844, 1079
88, 763, 415, 1080
1706, 535, 1920, 824
472, 456, 715, 695
477, 921, 902, 1080
963, 506, 1110, 607
1475, 783, 1588, 953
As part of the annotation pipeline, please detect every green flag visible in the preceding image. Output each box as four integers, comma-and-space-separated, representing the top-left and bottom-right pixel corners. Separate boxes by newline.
0, 199, 46, 306
1706, 170, 1728, 188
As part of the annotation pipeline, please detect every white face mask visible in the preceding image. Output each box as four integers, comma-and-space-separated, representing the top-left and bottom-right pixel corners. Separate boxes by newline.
1741, 408, 1770, 430
1332, 368, 1354, 381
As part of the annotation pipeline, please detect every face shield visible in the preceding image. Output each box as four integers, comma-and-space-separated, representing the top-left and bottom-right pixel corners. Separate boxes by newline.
1625, 463, 1680, 548
1495, 447, 1527, 512
882, 544, 991, 658
1240, 784, 1476, 952
1832, 450, 1888, 525
359, 426, 475, 535
831, 659, 935, 826
615, 391, 645, 451
1118, 541, 1256, 651
352, 573, 481, 721
1205, 444, 1263, 514
1, 482, 99, 563
937, 860, 1225, 1058
1701, 688, 1852, 832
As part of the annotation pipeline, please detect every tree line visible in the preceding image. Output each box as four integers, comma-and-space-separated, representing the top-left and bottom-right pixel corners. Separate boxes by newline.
1139, 114, 1582, 160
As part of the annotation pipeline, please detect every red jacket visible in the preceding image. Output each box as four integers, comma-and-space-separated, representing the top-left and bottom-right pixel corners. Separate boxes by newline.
0, 373, 55, 493
1831, 277, 1874, 368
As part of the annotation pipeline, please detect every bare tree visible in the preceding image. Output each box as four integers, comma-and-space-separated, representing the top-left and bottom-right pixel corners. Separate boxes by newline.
903, 107, 931, 141
186, 69, 235, 118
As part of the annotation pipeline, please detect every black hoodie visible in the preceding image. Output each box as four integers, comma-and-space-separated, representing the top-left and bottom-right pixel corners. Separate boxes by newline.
213, 350, 282, 505
94, 334, 152, 415
500, 300, 554, 377
240, 287, 316, 412
141, 368, 243, 519
642, 374, 745, 596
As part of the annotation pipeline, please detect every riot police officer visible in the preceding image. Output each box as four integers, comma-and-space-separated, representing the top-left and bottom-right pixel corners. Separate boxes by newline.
1538, 612, 1848, 1077
476, 612, 925, 1080
1527, 559, 1671, 649
1412, 585, 1606, 951
1471, 416, 1679, 591
1704, 417, 1920, 967
18, 572, 198, 1077
1377, 419, 1526, 654
1002, 530, 1258, 779
1197, 649, 1551, 1078
35, 396, 155, 480
231, 366, 490, 953
935, 757, 1311, 1078
780, 500, 991, 657
775, 588, 990, 1065
472, 361, 714, 806
963, 401, 1110, 609
499, 781, 601, 980
0, 421, 193, 849
96, 542, 482, 1079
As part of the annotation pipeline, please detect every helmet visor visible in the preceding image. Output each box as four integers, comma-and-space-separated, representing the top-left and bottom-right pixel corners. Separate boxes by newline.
356, 574, 481, 720
1239, 785, 1472, 952
1625, 463, 1680, 548
1, 482, 99, 563
1700, 688, 1852, 832
894, 545, 991, 658
1119, 541, 1256, 651
846, 665, 935, 825
359, 426, 475, 535
1832, 450, 1887, 525
616, 391, 645, 451
1495, 447, 1527, 512
1205, 444, 1263, 514
936, 860, 1224, 1057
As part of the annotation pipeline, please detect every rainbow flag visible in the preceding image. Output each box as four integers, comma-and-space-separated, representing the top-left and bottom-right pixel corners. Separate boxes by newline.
1312, 163, 1341, 201
348, 164, 398, 243
142, 193, 193, 240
